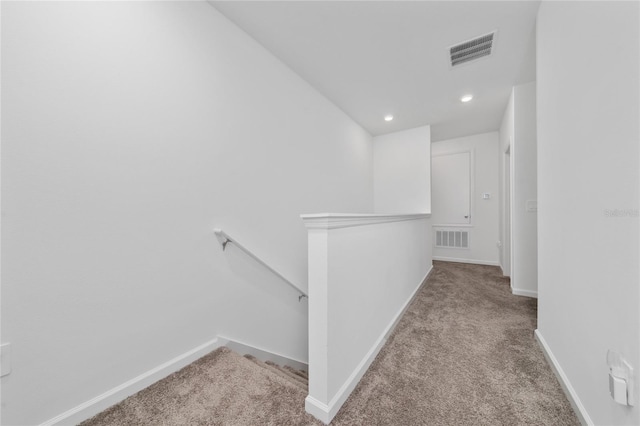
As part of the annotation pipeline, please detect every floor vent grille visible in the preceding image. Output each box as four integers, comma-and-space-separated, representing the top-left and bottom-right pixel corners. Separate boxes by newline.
435, 229, 469, 249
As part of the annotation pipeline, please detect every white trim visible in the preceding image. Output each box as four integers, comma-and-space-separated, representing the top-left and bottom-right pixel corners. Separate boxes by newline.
499, 264, 511, 278
307, 265, 434, 424
433, 256, 499, 266
39, 337, 225, 426
300, 212, 431, 230
432, 223, 474, 228
511, 287, 538, 298
534, 330, 593, 426
305, 396, 331, 424
221, 336, 308, 372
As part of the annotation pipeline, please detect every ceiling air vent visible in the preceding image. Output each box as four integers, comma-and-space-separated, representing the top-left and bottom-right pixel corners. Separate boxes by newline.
450, 32, 495, 67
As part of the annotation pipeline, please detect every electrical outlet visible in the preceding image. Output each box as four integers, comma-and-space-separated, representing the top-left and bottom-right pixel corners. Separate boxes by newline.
1, 343, 11, 377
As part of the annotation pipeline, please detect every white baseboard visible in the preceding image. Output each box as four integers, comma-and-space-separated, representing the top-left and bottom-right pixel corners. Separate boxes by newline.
499, 264, 511, 278
307, 265, 434, 424
39, 337, 225, 426
534, 330, 593, 426
512, 287, 538, 298
305, 396, 332, 424
433, 256, 500, 266
221, 336, 308, 371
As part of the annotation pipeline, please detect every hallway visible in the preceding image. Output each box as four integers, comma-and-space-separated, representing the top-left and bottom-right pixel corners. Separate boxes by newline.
333, 261, 578, 425
83, 261, 578, 425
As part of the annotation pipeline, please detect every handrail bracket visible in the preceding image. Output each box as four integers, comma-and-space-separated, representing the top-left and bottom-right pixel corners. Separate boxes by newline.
214, 228, 308, 302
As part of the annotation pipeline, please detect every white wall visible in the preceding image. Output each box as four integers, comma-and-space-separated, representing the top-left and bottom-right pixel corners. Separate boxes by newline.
1, 2, 373, 425
499, 93, 514, 276
431, 132, 500, 265
537, 2, 639, 425
499, 83, 538, 296
373, 125, 431, 214
302, 214, 432, 424
512, 82, 537, 297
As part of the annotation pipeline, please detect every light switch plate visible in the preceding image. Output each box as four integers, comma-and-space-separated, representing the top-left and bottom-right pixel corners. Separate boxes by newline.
1, 343, 11, 377
607, 350, 635, 406
610, 372, 628, 405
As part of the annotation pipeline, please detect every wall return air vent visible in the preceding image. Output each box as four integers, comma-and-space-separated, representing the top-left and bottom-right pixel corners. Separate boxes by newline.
435, 229, 469, 249
450, 32, 495, 67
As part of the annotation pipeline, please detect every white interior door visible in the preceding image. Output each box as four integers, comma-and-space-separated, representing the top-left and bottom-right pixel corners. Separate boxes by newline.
432, 151, 471, 224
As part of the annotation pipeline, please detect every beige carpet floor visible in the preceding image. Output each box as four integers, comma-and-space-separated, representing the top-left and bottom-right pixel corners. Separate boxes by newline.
82, 261, 578, 425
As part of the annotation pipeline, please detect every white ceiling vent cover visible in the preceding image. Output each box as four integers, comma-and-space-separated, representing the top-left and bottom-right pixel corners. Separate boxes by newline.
450, 32, 495, 67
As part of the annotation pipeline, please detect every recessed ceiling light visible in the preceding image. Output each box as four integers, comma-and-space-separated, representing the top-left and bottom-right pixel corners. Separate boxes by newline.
460, 94, 473, 103
384, 115, 394, 122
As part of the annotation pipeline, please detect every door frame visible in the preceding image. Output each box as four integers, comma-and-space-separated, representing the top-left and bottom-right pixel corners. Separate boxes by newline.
503, 144, 512, 277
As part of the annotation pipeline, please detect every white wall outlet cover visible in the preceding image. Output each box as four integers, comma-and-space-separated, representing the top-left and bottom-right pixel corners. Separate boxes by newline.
482, 193, 491, 199
607, 350, 634, 406
1, 343, 11, 377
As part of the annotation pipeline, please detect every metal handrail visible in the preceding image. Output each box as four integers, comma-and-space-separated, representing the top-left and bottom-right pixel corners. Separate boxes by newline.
214, 229, 308, 302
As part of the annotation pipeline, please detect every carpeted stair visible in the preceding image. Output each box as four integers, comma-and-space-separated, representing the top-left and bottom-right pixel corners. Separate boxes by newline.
243, 354, 309, 391
81, 346, 321, 426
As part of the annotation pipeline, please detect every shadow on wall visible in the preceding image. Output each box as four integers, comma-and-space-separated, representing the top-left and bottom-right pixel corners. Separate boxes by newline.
214, 237, 309, 362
